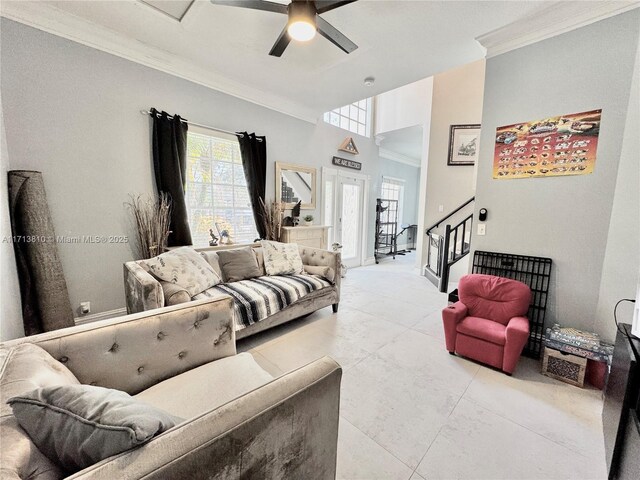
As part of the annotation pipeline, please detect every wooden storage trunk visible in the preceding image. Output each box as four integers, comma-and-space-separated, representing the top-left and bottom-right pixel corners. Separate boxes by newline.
542, 346, 587, 387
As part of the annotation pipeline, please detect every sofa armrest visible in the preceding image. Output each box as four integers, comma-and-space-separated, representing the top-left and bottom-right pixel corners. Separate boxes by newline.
123, 261, 164, 314
1, 298, 236, 395
442, 301, 468, 352
298, 246, 341, 299
68, 356, 342, 480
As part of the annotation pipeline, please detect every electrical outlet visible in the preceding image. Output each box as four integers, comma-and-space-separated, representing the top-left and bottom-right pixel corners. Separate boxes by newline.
477, 224, 486, 236
438, 204, 444, 213
80, 302, 91, 315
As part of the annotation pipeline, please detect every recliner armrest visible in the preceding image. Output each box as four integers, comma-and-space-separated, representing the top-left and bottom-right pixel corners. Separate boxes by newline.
505, 316, 529, 342
442, 302, 468, 352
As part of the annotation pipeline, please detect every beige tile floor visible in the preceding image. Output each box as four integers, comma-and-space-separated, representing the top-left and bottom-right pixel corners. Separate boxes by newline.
237, 252, 607, 480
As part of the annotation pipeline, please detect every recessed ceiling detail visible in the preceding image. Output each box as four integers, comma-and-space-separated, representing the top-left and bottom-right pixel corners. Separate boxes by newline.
140, 0, 195, 22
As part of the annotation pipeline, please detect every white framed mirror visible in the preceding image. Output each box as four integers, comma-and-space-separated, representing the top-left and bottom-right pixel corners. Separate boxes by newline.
275, 162, 316, 209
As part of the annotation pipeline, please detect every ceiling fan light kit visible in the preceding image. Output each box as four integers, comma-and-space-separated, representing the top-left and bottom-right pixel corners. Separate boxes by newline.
287, 1, 317, 42
210, 0, 358, 57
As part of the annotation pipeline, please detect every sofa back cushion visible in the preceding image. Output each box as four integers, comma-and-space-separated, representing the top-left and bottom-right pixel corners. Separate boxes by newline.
458, 274, 531, 325
216, 247, 262, 283
1, 344, 81, 480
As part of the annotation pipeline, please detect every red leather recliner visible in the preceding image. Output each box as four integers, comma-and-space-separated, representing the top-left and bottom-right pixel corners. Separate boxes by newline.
442, 274, 532, 375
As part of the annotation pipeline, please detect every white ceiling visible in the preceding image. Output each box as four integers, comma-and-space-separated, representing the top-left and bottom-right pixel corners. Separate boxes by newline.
2, 1, 636, 121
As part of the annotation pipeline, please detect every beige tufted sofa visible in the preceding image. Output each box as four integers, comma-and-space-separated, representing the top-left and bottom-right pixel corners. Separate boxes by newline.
0, 297, 342, 479
123, 244, 342, 340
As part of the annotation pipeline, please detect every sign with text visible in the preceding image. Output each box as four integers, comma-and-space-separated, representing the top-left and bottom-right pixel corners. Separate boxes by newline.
332, 156, 362, 170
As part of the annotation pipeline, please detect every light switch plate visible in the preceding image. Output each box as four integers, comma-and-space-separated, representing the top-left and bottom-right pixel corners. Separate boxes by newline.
477, 224, 486, 236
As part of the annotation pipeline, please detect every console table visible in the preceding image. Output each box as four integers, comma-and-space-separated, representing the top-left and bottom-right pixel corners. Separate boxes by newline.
280, 226, 329, 250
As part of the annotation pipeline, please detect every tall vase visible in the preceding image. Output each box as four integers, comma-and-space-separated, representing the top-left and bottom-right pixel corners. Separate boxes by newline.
8, 170, 74, 335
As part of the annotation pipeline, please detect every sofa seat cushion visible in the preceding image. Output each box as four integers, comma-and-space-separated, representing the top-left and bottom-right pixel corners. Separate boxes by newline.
193, 274, 331, 331
134, 353, 273, 419
456, 316, 507, 346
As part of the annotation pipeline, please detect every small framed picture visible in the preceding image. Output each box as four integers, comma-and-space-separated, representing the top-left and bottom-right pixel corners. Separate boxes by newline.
447, 124, 481, 166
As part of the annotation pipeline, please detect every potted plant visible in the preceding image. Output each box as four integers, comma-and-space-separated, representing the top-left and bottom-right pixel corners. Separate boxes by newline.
303, 214, 314, 226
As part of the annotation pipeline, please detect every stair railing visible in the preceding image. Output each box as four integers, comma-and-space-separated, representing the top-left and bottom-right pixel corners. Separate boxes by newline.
424, 197, 475, 292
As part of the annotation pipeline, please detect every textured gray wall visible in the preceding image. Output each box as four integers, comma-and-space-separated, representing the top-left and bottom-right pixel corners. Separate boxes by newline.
0, 19, 381, 317
594, 30, 640, 342
471, 11, 640, 338
0, 83, 24, 341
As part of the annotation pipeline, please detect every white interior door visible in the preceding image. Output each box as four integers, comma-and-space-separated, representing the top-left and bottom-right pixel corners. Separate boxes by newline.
337, 176, 365, 268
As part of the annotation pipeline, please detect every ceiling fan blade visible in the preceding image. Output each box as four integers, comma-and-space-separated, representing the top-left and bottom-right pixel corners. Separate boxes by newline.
209, 0, 287, 15
316, 16, 357, 54
269, 26, 292, 57
315, 0, 358, 15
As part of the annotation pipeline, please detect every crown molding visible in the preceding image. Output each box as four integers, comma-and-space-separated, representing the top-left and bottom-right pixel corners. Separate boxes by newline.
0, 1, 318, 124
476, 1, 640, 58
379, 147, 421, 168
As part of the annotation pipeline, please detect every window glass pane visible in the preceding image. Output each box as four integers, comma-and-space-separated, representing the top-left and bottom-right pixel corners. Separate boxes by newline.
185, 131, 258, 246
350, 104, 358, 120
212, 160, 233, 184
188, 159, 211, 182
187, 134, 210, 158
323, 98, 371, 137
358, 108, 366, 124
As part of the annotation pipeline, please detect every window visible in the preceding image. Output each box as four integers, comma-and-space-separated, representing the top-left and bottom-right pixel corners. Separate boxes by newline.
323, 98, 372, 137
185, 126, 258, 246
381, 177, 405, 226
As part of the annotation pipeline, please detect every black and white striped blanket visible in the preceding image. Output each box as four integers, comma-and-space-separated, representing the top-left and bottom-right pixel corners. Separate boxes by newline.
194, 274, 331, 331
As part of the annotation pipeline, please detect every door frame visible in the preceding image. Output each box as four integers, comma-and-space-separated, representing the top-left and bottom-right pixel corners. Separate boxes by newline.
321, 167, 370, 267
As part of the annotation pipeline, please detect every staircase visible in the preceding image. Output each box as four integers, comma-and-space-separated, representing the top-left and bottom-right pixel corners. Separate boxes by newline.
424, 197, 474, 292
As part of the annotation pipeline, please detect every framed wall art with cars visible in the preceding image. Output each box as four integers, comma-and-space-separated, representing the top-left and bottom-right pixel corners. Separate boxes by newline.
493, 109, 601, 179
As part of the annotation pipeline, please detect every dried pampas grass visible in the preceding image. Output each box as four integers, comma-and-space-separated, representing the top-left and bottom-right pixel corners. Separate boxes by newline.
259, 198, 283, 241
126, 193, 172, 259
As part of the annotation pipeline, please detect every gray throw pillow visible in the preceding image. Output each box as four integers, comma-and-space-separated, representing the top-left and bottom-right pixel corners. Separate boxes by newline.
217, 247, 262, 282
8, 384, 181, 472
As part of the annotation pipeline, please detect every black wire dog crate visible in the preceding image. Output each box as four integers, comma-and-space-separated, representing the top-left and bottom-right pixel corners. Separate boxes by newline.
471, 250, 552, 359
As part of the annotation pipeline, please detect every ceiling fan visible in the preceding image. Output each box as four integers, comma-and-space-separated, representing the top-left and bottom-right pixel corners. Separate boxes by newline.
209, 0, 358, 57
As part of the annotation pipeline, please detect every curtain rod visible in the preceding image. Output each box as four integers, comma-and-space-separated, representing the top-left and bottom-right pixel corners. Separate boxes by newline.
140, 110, 263, 141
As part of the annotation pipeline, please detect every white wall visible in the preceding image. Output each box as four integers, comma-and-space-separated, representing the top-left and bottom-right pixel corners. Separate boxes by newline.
594, 30, 640, 341
374, 78, 433, 136
0, 19, 381, 319
0, 81, 24, 341
421, 60, 485, 277
379, 159, 420, 226
471, 11, 640, 339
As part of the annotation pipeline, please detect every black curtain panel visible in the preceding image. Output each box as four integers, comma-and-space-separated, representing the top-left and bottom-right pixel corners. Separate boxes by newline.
8, 170, 75, 335
237, 132, 267, 239
151, 108, 192, 246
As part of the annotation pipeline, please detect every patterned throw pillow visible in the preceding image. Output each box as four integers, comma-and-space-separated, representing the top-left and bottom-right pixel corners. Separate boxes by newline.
143, 247, 221, 297
260, 240, 304, 276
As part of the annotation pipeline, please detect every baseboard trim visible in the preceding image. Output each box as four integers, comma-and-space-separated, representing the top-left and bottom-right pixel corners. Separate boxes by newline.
363, 257, 376, 266
75, 307, 127, 325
